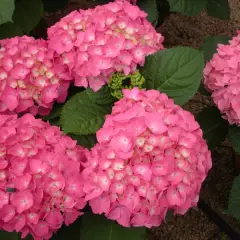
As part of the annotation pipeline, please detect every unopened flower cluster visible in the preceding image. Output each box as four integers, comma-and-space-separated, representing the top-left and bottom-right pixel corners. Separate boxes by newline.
82, 88, 212, 228
0, 114, 87, 239
108, 71, 145, 99
0, 36, 70, 116
47, 0, 164, 91
204, 31, 240, 125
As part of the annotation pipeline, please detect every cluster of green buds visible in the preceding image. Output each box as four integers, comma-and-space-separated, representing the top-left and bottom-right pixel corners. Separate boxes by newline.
108, 71, 145, 99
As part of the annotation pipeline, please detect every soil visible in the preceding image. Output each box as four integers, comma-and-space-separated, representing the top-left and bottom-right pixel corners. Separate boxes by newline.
44, 0, 240, 239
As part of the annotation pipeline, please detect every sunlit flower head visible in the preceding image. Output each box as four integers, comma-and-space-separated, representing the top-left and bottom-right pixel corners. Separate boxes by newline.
0, 114, 88, 239
82, 88, 212, 228
47, 0, 164, 91
204, 31, 240, 125
0, 36, 71, 116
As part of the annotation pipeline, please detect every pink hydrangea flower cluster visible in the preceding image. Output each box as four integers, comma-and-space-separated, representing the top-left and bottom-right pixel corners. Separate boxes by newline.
0, 114, 88, 240
47, 0, 164, 91
82, 88, 212, 228
0, 36, 71, 116
203, 31, 240, 125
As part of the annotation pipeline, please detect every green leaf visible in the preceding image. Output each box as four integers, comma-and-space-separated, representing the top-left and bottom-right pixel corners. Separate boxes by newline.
228, 125, 240, 155
227, 176, 240, 221
69, 134, 97, 149
0, 231, 19, 240
13, 0, 44, 34
140, 47, 204, 105
86, 85, 115, 105
156, 0, 170, 26
42, 0, 69, 12
137, 0, 158, 25
200, 35, 231, 62
198, 83, 210, 96
48, 118, 61, 127
61, 91, 112, 135
0, 22, 23, 39
0, 0, 15, 25
167, 0, 207, 16
42, 104, 63, 120
196, 106, 228, 149
51, 217, 81, 240
165, 210, 174, 222
206, 0, 230, 20
80, 213, 146, 240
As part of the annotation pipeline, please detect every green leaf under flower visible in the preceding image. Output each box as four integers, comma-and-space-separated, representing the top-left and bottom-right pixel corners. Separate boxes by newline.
200, 35, 231, 62
206, 0, 230, 20
196, 106, 228, 149
80, 213, 146, 240
167, 0, 207, 16
0, 0, 15, 25
140, 47, 204, 105
137, 0, 158, 26
86, 85, 115, 105
228, 125, 240, 155
61, 91, 112, 135
227, 176, 240, 221
13, 0, 44, 34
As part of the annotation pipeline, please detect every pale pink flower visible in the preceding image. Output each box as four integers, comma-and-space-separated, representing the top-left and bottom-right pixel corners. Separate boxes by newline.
0, 36, 71, 116
0, 113, 88, 239
84, 88, 212, 228
47, 0, 164, 91
203, 31, 240, 125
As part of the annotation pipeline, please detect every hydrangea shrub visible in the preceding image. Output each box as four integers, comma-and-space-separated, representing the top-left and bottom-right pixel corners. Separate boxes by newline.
0, 0, 234, 239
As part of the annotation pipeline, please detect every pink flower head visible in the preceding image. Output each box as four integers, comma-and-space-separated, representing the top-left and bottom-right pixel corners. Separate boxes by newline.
83, 88, 212, 228
0, 36, 71, 116
203, 31, 240, 125
0, 113, 88, 239
47, 0, 164, 91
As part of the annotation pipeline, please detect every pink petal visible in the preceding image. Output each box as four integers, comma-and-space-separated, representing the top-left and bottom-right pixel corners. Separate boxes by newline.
0, 204, 15, 222
110, 132, 132, 152
131, 213, 147, 227
0, 190, 9, 208
64, 210, 82, 226
14, 214, 26, 232
41, 84, 59, 104
89, 194, 111, 214
96, 126, 113, 143
145, 112, 168, 134
11, 190, 33, 213
26, 212, 39, 224
0, 86, 18, 111
45, 210, 64, 230
166, 186, 183, 206
133, 163, 152, 181
107, 205, 131, 227
33, 221, 49, 237
13, 173, 32, 190
84, 184, 103, 201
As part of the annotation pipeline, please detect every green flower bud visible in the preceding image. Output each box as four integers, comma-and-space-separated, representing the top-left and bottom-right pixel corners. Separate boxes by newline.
108, 71, 145, 99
